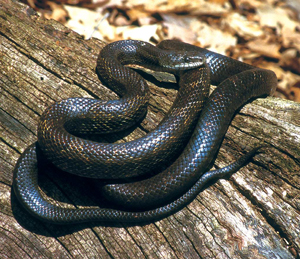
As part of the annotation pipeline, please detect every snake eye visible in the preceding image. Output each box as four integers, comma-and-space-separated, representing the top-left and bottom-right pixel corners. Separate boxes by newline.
183, 54, 205, 69
160, 51, 205, 71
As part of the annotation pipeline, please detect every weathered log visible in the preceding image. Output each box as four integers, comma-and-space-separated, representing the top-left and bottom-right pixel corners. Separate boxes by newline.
0, 0, 299, 258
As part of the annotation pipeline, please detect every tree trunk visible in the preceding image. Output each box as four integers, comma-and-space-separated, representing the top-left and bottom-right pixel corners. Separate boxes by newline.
0, 0, 299, 258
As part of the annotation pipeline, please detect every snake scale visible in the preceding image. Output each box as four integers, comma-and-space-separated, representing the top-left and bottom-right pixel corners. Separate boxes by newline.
13, 40, 277, 224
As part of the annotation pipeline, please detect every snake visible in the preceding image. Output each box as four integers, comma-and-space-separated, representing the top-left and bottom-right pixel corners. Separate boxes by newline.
13, 40, 277, 224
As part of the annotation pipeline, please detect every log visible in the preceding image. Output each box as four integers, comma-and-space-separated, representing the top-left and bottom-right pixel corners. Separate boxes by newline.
0, 0, 299, 258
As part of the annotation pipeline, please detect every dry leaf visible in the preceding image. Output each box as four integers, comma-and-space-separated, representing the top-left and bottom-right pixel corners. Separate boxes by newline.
124, 0, 231, 15
279, 49, 300, 74
225, 12, 263, 38
281, 27, 300, 51
161, 14, 198, 43
289, 85, 300, 102
257, 3, 299, 30
284, 0, 300, 19
44, 2, 68, 23
192, 20, 237, 54
116, 24, 160, 42
247, 38, 281, 59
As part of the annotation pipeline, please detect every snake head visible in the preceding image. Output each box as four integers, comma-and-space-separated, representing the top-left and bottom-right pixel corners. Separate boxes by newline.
160, 51, 206, 72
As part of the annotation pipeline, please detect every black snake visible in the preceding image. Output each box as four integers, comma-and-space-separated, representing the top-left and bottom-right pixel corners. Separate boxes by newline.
13, 40, 277, 224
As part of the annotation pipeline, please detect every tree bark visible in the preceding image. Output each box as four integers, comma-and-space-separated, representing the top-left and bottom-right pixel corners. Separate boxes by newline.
0, 0, 299, 258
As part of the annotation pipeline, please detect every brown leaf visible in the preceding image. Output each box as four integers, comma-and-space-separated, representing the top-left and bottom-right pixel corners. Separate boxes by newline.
289, 84, 300, 102
44, 2, 68, 23
280, 49, 300, 74
247, 38, 281, 59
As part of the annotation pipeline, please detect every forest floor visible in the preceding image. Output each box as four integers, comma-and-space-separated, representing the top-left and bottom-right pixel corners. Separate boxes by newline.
21, 0, 300, 102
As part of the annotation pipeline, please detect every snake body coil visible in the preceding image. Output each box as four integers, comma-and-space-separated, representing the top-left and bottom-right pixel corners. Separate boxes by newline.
13, 40, 277, 224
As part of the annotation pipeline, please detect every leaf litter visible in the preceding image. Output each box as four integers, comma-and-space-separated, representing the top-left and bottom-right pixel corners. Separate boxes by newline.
22, 0, 300, 102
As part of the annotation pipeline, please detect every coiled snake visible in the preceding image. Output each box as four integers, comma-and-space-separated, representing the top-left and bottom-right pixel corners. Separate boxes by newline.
13, 40, 277, 224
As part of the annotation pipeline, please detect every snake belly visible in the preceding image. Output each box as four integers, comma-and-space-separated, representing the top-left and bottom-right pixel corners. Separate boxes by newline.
13, 40, 277, 224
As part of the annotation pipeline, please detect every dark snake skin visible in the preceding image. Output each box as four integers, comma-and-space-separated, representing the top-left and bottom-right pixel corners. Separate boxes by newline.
13, 40, 277, 224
